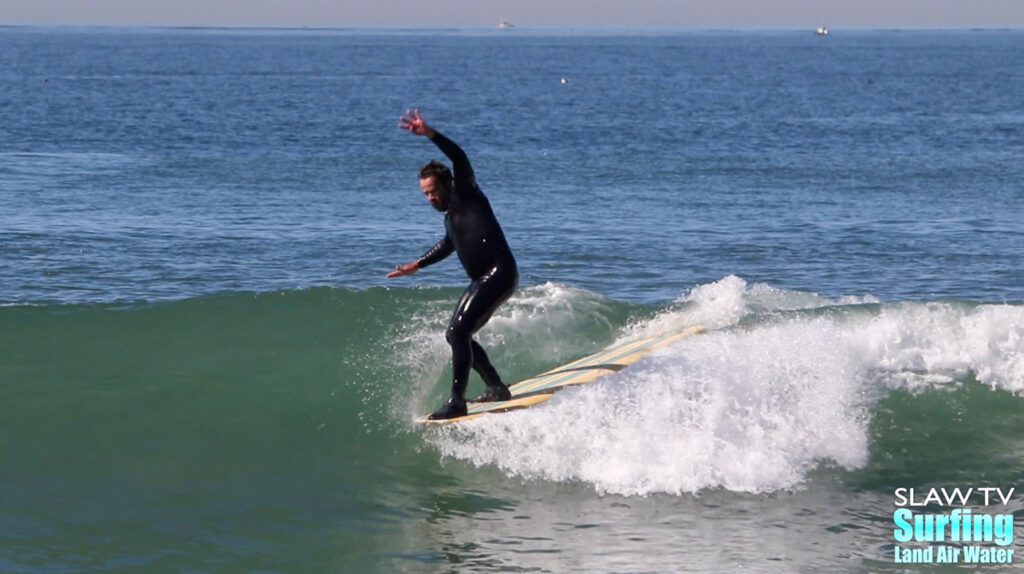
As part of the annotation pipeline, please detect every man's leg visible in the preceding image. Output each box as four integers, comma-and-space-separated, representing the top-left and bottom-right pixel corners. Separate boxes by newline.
469, 340, 511, 402
429, 267, 516, 420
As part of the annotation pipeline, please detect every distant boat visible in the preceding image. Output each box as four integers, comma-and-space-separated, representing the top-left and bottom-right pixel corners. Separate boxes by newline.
499, 20, 514, 29
816, 26, 829, 36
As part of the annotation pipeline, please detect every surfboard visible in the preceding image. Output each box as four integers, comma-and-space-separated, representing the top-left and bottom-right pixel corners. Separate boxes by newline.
417, 323, 705, 424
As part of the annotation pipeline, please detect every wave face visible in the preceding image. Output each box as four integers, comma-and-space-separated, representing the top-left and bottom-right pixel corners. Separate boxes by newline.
4, 278, 1022, 501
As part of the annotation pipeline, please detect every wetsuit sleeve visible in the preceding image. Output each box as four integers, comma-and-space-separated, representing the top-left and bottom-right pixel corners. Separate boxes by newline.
417, 234, 455, 268
429, 131, 476, 191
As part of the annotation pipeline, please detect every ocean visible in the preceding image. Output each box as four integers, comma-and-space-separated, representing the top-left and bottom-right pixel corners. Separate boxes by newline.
1, 26, 1023, 573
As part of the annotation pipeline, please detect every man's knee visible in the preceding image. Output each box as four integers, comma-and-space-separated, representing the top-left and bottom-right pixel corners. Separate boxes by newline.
446, 322, 471, 346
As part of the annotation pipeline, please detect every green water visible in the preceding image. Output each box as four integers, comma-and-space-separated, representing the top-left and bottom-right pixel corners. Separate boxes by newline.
4, 284, 1024, 572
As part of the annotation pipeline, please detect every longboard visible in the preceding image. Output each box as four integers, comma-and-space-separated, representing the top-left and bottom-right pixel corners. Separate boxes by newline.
418, 324, 705, 424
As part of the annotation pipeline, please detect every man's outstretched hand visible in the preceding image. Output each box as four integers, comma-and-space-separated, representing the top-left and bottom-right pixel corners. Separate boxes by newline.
387, 261, 420, 278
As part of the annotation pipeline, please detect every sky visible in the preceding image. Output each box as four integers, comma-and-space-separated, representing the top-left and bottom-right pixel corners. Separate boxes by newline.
2, 0, 1023, 28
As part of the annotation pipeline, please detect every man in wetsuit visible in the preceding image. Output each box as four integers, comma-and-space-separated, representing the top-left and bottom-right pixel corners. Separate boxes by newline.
388, 109, 518, 420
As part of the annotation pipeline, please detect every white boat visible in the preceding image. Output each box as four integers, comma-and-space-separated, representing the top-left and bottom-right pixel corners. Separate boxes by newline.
499, 20, 514, 29
816, 26, 829, 36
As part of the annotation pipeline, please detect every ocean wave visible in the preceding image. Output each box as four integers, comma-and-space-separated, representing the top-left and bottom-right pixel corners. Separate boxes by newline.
4, 279, 1022, 498
424, 276, 1024, 496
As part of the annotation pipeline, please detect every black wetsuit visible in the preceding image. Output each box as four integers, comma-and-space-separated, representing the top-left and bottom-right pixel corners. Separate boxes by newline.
416, 131, 518, 408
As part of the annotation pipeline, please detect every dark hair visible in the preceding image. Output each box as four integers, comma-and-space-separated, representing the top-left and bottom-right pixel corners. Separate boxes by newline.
419, 160, 452, 189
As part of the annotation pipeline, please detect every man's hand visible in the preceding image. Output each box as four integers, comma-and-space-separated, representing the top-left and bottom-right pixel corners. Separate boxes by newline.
399, 109, 435, 138
387, 261, 420, 278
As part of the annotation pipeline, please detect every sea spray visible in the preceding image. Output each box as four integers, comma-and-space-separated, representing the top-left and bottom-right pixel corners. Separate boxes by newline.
858, 301, 1024, 393
430, 313, 872, 495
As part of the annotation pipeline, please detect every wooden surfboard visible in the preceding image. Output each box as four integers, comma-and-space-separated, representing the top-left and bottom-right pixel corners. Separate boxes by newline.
418, 324, 705, 424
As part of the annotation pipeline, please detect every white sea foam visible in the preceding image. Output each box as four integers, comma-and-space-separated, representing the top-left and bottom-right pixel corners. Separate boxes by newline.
425, 276, 1024, 496
858, 301, 1024, 393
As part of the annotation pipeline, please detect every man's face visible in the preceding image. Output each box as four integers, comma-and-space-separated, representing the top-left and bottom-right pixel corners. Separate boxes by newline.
420, 175, 448, 212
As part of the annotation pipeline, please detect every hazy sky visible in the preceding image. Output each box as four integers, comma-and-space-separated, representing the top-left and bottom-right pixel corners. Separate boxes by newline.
3, 0, 1023, 28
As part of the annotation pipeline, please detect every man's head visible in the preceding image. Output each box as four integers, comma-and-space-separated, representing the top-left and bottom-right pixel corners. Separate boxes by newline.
419, 160, 452, 212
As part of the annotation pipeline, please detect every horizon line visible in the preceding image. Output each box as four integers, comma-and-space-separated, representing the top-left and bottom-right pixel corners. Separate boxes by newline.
3, 22, 1022, 31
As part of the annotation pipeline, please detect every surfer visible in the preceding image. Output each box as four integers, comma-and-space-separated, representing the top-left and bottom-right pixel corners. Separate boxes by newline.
388, 109, 519, 420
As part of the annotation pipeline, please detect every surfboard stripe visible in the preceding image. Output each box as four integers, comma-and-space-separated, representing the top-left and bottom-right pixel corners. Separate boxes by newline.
510, 334, 669, 392
510, 325, 705, 395
510, 336, 670, 394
